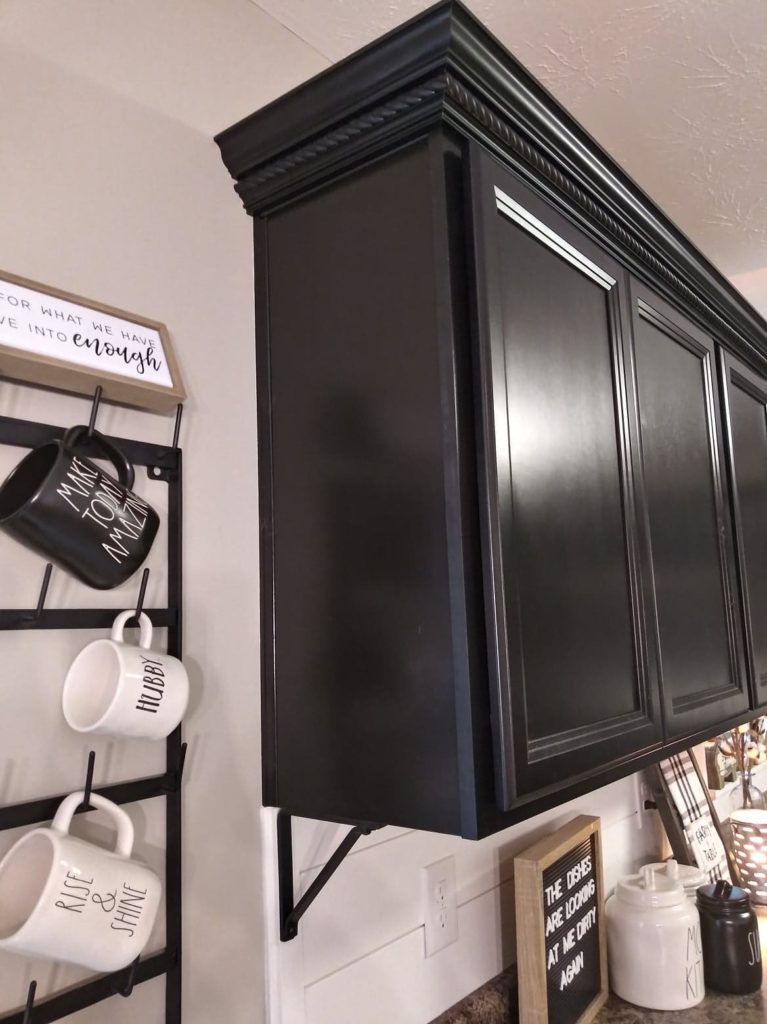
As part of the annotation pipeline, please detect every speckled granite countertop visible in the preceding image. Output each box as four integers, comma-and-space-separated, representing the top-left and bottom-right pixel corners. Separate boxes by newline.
430, 966, 517, 1024
595, 988, 766, 1023
431, 967, 766, 1024
432, 912, 767, 1023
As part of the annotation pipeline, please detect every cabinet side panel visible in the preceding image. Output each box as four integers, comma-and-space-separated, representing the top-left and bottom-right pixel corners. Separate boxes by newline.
264, 142, 461, 832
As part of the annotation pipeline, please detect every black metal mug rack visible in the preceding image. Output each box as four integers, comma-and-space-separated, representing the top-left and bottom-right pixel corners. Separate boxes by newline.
0, 398, 184, 1024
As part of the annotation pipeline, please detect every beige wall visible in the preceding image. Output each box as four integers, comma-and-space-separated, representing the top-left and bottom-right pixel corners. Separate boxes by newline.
0, 32, 665, 1024
0, 43, 263, 1023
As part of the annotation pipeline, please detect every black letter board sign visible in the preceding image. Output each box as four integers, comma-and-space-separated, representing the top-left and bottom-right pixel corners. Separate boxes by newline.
515, 816, 607, 1024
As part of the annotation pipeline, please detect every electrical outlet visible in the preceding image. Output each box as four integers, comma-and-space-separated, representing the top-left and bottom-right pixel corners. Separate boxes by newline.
422, 855, 458, 956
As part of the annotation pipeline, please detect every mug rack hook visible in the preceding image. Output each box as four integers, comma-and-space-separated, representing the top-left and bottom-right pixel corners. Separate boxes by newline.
87, 386, 103, 437
78, 750, 96, 814
127, 567, 150, 628
176, 741, 187, 786
35, 563, 53, 619
172, 403, 183, 450
24, 563, 53, 623
117, 956, 140, 998
22, 980, 36, 1024
162, 741, 187, 794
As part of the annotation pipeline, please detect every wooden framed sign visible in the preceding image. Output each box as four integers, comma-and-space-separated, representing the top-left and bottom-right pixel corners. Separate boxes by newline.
515, 815, 607, 1024
649, 751, 735, 884
0, 269, 185, 411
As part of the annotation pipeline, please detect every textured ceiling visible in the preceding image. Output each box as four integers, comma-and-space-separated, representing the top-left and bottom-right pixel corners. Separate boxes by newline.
1, 0, 765, 314
251, 0, 767, 313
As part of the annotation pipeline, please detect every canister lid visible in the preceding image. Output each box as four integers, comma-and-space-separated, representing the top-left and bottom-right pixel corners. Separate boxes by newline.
616, 866, 686, 907
643, 859, 706, 892
696, 878, 752, 913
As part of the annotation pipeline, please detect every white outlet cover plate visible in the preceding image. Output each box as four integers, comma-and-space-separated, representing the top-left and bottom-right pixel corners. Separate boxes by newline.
422, 855, 458, 957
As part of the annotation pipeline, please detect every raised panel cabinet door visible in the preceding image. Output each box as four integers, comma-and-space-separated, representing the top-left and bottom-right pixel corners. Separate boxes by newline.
470, 147, 662, 809
720, 350, 767, 709
630, 282, 749, 736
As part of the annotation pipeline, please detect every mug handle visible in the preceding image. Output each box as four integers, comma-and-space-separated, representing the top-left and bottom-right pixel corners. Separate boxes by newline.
111, 610, 153, 649
63, 425, 135, 490
51, 791, 135, 859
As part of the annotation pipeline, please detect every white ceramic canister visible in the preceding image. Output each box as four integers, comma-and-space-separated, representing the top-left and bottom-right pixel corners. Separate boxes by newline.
606, 866, 704, 1010
643, 858, 706, 903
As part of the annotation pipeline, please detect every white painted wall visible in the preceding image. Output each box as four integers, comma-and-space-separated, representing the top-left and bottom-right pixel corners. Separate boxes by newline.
0, 25, 666, 1024
0, 41, 262, 1023
267, 780, 661, 1024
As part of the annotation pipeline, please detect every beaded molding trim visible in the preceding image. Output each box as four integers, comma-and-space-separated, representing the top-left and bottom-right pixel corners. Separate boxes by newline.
442, 73, 752, 356
236, 68, 758, 359
236, 74, 448, 206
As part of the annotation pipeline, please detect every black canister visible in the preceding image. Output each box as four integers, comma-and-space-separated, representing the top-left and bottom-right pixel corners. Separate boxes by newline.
696, 879, 762, 994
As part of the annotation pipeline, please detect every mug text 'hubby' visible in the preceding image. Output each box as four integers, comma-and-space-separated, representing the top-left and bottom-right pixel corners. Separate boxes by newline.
63, 610, 189, 741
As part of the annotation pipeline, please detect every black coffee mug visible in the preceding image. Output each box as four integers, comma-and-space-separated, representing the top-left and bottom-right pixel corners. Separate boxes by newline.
0, 426, 159, 589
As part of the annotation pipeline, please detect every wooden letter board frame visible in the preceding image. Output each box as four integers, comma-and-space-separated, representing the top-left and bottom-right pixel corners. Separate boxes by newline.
515, 815, 608, 1024
0, 269, 186, 412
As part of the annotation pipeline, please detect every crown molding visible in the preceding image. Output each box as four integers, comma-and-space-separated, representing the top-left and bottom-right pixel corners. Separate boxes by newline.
233, 73, 449, 211
216, 2, 457, 182
216, 0, 767, 365
440, 73, 767, 369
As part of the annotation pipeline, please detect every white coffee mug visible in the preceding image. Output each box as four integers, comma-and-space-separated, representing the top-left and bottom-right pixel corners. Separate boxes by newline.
63, 610, 189, 740
0, 791, 161, 972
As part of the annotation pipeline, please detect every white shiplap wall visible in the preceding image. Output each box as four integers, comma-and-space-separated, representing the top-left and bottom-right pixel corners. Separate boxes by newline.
265, 773, 661, 1024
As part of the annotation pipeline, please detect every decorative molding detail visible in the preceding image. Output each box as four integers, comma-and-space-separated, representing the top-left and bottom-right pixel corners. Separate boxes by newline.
233, 63, 760, 363
235, 74, 448, 209
443, 73, 753, 358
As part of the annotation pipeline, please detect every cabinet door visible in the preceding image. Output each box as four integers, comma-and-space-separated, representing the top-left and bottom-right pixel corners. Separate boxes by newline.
630, 282, 748, 736
470, 148, 662, 808
720, 350, 767, 709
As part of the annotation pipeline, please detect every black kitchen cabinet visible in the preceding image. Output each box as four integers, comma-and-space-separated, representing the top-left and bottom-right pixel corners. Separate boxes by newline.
253, 141, 473, 836
217, 1, 767, 837
720, 352, 767, 708
470, 150, 662, 807
630, 282, 749, 737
